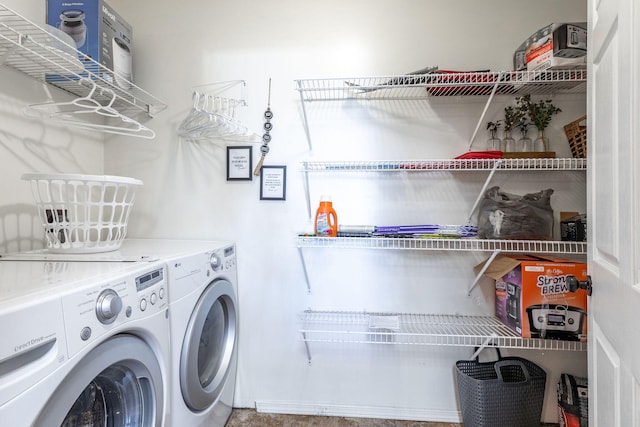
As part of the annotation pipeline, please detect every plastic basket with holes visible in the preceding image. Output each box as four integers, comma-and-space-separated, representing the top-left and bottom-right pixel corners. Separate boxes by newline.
564, 115, 587, 158
22, 173, 143, 253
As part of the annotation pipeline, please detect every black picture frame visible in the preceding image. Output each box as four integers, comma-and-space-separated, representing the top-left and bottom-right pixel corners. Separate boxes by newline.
259, 165, 287, 200
226, 146, 253, 181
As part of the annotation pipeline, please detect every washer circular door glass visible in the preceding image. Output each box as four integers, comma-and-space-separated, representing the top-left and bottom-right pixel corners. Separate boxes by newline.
33, 334, 163, 427
181, 279, 237, 412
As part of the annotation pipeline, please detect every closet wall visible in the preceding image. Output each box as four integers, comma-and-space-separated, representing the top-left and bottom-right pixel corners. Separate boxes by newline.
0, 0, 588, 422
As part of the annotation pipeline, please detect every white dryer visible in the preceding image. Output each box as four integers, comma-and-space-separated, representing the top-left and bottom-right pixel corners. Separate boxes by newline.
122, 240, 239, 427
0, 259, 170, 426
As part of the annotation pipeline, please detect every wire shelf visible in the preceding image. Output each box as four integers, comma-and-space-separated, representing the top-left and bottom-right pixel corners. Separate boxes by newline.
297, 236, 587, 255
299, 310, 587, 352
295, 70, 587, 102
301, 158, 586, 172
0, 3, 167, 117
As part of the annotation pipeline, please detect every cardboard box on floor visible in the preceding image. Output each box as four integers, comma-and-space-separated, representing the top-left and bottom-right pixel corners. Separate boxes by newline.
475, 254, 588, 341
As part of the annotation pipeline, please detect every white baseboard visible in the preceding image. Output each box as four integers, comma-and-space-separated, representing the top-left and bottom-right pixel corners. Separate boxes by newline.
254, 400, 462, 423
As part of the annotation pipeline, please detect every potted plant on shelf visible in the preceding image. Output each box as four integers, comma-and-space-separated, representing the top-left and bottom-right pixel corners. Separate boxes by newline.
517, 94, 562, 152
486, 120, 502, 151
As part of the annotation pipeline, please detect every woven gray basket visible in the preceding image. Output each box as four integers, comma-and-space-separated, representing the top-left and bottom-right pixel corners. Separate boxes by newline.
456, 348, 547, 427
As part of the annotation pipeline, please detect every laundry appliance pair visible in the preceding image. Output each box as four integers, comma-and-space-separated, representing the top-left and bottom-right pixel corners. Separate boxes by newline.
0, 239, 238, 427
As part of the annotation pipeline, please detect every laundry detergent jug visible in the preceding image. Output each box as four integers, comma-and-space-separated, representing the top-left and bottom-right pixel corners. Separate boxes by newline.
315, 196, 338, 237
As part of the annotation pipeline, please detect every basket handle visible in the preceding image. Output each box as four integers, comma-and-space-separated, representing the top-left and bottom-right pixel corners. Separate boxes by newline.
494, 359, 531, 383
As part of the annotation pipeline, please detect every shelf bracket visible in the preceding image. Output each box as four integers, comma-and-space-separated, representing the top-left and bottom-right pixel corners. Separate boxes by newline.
470, 333, 499, 360
468, 249, 501, 295
467, 160, 501, 224
296, 82, 313, 151
0, 36, 21, 64
467, 71, 505, 150
301, 332, 313, 365
302, 166, 312, 218
298, 247, 312, 294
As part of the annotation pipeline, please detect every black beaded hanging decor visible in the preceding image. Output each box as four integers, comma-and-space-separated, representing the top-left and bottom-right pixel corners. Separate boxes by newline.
253, 78, 273, 176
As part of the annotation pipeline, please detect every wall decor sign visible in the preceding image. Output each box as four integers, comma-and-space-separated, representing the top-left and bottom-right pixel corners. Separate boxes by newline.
226, 146, 253, 181
260, 165, 286, 200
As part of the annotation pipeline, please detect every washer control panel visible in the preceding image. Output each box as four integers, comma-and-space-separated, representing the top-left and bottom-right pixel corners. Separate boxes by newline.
62, 266, 167, 357
205, 245, 236, 278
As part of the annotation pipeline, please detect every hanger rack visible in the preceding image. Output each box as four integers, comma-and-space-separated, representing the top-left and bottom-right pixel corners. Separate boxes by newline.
25, 78, 156, 139
177, 80, 261, 142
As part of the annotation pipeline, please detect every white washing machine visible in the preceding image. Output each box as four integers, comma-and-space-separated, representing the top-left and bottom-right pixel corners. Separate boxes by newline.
0, 259, 170, 426
117, 239, 239, 427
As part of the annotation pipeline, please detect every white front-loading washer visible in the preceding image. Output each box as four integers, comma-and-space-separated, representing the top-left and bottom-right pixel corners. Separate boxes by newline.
0, 259, 170, 426
110, 239, 238, 427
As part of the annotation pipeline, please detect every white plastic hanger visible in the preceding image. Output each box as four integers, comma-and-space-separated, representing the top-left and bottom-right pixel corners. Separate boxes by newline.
25, 78, 156, 139
177, 81, 260, 142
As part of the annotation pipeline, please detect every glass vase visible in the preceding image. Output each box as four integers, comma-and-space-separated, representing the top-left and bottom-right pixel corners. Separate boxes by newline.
487, 137, 503, 151
534, 129, 550, 152
518, 136, 533, 152
503, 130, 516, 152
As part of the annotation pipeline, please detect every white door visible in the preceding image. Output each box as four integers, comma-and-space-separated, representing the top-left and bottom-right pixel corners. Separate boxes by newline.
588, 0, 640, 425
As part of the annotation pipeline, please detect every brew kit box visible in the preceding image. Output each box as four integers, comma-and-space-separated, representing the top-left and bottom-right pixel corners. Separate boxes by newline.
46, 0, 133, 87
513, 23, 587, 71
476, 254, 588, 341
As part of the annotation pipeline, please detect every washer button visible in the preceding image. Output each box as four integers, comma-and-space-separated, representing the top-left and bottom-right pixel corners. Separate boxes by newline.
159, 288, 165, 299
150, 293, 157, 305
80, 327, 92, 341
140, 298, 147, 311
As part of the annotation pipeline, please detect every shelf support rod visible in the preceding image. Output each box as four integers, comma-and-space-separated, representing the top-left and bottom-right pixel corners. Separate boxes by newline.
303, 165, 312, 218
470, 333, 499, 360
301, 332, 313, 365
296, 82, 313, 150
467, 71, 505, 150
0, 36, 21, 64
298, 247, 312, 294
468, 249, 501, 295
467, 160, 501, 224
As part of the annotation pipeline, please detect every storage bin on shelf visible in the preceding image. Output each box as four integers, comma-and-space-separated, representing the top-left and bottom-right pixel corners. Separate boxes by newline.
23, 173, 143, 253
564, 115, 587, 158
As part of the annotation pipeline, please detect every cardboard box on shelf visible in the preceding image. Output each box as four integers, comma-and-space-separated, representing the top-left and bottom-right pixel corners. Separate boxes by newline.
513, 23, 587, 71
46, 0, 133, 87
476, 254, 588, 341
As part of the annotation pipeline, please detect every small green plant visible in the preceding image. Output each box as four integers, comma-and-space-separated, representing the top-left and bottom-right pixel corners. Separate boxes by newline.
486, 120, 501, 139
516, 118, 532, 137
516, 94, 562, 131
503, 105, 525, 133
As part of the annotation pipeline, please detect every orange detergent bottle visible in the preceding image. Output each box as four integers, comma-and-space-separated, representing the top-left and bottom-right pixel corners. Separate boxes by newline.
314, 196, 338, 237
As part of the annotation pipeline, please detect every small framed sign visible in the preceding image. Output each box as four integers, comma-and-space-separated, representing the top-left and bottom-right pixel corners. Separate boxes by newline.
226, 146, 253, 181
260, 165, 286, 200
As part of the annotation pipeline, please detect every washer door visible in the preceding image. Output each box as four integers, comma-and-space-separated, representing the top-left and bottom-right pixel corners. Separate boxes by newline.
34, 334, 163, 427
180, 279, 237, 412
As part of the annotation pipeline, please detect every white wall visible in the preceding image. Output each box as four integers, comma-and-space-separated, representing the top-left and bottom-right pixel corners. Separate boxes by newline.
0, 0, 588, 423
0, 1, 104, 253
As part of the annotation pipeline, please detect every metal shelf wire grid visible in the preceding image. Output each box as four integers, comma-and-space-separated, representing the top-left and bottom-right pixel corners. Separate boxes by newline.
301, 158, 586, 172
299, 311, 587, 351
0, 3, 167, 116
297, 236, 587, 255
295, 70, 587, 101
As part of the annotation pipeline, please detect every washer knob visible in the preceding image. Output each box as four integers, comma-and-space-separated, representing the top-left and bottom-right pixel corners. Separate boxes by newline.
96, 289, 123, 324
210, 253, 222, 271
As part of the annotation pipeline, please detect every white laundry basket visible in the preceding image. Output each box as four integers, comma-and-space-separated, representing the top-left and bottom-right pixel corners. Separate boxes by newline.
23, 173, 143, 253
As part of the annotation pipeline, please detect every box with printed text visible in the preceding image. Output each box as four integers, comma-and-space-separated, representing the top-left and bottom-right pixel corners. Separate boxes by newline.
513, 23, 587, 71
476, 254, 588, 341
46, 0, 133, 87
